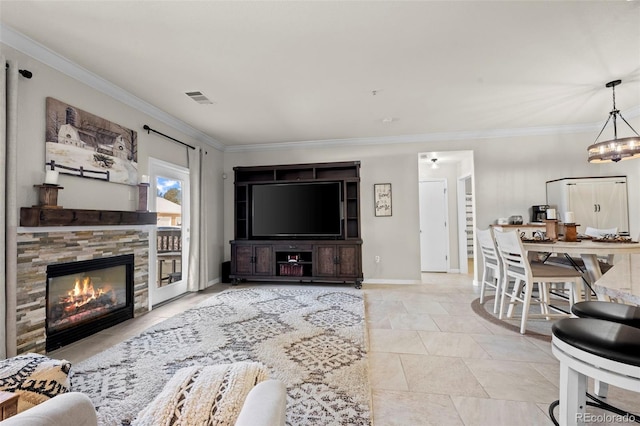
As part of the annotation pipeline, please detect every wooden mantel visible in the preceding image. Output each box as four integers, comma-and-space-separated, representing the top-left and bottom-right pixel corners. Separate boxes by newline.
20, 207, 157, 227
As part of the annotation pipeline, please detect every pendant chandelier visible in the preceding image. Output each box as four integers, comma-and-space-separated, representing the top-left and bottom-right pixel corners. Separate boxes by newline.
587, 80, 640, 163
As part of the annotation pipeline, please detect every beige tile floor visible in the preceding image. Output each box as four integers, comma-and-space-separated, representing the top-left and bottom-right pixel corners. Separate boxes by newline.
367, 273, 640, 426
50, 272, 640, 426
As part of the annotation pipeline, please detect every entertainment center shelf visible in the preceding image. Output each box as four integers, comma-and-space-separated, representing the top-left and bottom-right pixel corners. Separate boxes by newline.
230, 161, 363, 288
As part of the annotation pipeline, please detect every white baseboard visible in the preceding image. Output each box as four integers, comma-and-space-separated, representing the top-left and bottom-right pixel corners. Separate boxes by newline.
363, 279, 423, 285
189, 278, 220, 292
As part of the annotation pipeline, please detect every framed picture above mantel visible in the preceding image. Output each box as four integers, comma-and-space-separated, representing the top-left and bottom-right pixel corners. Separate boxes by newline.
45, 97, 138, 185
374, 183, 392, 217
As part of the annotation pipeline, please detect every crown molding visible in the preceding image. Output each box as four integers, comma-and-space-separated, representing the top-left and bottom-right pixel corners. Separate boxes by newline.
226, 108, 640, 152
1, 24, 226, 152
225, 122, 604, 152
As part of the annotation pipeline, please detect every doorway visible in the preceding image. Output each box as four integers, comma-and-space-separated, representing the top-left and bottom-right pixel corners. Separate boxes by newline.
419, 179, 449, 272
149, 158, 190, 306
457, 175, 473, 275
417, 150, 475, 278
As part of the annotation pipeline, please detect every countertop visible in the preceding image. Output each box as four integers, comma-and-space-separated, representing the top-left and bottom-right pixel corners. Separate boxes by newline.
593, 254, 640, 305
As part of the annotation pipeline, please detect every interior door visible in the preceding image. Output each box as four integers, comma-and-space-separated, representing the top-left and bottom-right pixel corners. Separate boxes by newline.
419, 180, 449, 272
149, 159, 190, 306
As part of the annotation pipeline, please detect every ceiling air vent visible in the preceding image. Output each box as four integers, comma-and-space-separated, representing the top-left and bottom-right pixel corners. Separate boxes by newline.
185, 91, 213, 104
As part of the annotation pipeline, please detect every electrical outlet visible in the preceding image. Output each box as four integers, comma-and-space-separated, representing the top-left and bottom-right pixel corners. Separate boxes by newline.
374, 255, 380, 263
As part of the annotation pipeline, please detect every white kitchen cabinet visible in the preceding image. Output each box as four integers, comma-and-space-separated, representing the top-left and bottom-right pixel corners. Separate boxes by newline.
546, 177, 629, 235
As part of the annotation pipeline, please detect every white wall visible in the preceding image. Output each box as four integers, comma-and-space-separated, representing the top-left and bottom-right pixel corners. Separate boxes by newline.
6, 41, 639, 285
225, 127, 640, 283
4, 43, 226, 283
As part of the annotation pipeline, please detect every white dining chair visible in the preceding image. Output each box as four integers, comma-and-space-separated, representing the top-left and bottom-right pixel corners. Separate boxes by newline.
494, 230, 584, 334
476, 227, 502, 314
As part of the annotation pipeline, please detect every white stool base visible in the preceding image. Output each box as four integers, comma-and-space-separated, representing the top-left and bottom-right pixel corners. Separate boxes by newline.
552, 335, 640, 426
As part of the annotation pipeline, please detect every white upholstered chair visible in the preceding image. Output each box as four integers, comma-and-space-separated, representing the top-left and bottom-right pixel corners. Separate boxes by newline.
494, 230, 584, 334
476, 227, 502, 314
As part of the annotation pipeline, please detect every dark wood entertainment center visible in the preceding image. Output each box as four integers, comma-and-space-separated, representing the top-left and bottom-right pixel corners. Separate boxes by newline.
230, 161, 363, 288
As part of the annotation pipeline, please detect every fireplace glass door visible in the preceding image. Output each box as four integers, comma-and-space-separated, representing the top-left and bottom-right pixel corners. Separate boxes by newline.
46, 254, 134, 351
48, 265, 127, 333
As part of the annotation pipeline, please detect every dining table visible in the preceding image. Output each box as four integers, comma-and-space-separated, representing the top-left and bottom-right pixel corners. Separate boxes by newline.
589, 253, 640, 305
522, 239, 640, 302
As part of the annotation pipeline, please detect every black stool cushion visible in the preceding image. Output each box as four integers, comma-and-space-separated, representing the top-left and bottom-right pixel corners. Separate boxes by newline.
571, 301, 640, 329
552, 318, 640, 367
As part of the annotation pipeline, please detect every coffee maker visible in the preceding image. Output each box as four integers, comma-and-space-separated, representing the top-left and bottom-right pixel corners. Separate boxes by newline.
531, 205, 549, 223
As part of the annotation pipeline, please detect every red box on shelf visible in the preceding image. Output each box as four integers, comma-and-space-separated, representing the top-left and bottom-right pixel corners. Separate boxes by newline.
279, 263, 304, 276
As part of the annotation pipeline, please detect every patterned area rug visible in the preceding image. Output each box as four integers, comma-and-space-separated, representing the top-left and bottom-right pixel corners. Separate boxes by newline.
71, 287, 371, 425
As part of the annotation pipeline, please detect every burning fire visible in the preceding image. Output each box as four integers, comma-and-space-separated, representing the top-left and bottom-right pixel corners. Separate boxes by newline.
64, 276, 112, 312
48, 274, 120, 332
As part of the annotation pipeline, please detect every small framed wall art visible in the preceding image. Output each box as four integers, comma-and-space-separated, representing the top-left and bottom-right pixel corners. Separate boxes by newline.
374, 183, 392, 217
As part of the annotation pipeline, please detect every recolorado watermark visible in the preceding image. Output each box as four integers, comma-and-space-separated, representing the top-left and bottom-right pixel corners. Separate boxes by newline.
577, 413, 636, 423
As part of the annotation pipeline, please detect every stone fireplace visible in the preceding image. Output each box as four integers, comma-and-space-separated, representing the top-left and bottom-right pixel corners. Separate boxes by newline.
15, 228, 151, 354
46, 254, 134, 351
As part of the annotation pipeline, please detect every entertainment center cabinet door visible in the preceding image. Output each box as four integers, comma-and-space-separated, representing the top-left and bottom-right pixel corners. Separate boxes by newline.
232, 244, 274, 276
253, 246, 273, 275
315, 244, 360, 278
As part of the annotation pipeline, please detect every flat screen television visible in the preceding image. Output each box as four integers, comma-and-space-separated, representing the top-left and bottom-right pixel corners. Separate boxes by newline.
252, 182, 342, 238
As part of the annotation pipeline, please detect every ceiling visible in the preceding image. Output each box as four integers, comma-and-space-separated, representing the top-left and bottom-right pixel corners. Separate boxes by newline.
1, 1, 639, 150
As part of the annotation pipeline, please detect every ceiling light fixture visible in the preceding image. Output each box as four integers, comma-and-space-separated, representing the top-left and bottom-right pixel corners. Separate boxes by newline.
431, 158, 439, 169
587, 80, 640, 163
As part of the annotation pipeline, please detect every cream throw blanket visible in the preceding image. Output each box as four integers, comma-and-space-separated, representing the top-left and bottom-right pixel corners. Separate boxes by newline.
0, 353, 71, 413
133, 362, 269, 426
